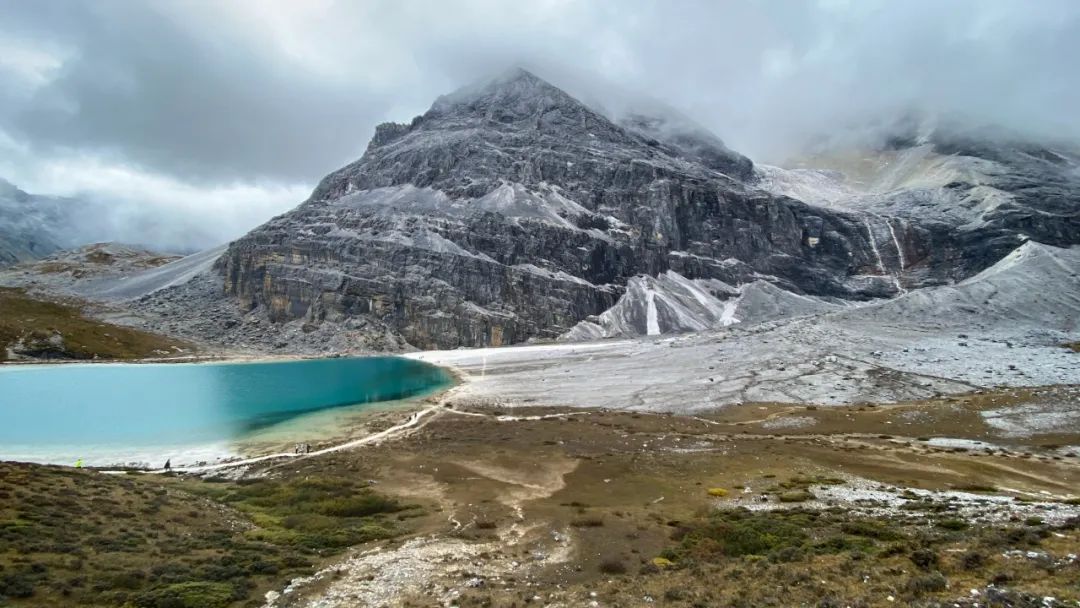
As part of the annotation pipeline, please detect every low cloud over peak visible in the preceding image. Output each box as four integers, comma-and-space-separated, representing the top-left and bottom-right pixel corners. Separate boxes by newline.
2, 0, 1079, 250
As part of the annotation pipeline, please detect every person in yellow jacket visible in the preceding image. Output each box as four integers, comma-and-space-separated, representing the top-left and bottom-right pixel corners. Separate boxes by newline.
75, 458, 83, 468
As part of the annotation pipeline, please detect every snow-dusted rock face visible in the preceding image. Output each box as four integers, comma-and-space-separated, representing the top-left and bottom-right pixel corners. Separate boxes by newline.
560, 271, 739, 340
561, 271, 850, 341
755, 125, 1080, 284
217, 70, 1078, 349
842, 241, 1080, 332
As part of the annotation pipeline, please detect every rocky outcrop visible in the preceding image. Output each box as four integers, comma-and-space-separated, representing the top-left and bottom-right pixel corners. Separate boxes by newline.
561, 270, 852, 341
217, 69, 1077, 349
561, 270, 740, 341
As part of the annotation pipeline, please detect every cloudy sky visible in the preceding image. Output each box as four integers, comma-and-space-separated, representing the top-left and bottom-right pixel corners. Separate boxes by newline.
2, 0, 1079, 250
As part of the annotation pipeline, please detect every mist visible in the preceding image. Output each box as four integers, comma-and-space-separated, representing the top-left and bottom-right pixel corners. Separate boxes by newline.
2, 0, 1079, 251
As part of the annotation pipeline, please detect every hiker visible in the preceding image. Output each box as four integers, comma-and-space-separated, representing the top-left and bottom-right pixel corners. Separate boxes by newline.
164, 459, 171, 471
74, 458, 83, 468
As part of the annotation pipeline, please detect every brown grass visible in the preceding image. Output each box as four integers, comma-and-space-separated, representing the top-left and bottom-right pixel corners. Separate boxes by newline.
0, 287, 192, 362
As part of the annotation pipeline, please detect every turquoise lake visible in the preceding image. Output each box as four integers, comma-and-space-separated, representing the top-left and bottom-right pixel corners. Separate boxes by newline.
0, 357, 451, 465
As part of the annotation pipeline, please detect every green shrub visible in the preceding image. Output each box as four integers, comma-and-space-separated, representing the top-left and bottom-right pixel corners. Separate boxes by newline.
905, 571, 947, 596
979, 526, 1045, 549
133, 582, 235, 608
317, 494, 401, 518
679, 511, 809, 559
840, 520, 905, 540
812, 534, 873, 555
959, 550, 986, 570
778, 490, 814, 503
281, 513, 339, 532
936, 518, 968, 531
909, 548, 939, 571
769, 545, 806, 563
0, 572, 37, 598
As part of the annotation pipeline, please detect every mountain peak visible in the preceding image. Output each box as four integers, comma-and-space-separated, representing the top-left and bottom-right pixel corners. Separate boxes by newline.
428, 67, 590, 122
495, 66, 546, 86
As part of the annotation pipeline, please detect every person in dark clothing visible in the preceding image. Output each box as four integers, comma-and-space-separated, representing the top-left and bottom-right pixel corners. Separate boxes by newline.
164, 459, 171, 471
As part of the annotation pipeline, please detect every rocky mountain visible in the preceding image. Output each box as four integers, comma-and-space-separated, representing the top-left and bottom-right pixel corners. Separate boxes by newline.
0, 178, 77, 267
108, 70, 1073, 353
218, 69, 1031, 350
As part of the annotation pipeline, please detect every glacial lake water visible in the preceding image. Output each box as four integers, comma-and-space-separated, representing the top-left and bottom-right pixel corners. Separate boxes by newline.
0, 357, 452, 467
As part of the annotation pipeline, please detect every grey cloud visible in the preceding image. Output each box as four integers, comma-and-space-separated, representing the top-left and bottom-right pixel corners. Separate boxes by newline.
3, 2, 395, 184
1, 0, 1078, 213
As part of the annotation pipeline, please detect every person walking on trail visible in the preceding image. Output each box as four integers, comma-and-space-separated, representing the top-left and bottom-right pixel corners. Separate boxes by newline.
164, 459, 171, 471
74, 458, 83, 468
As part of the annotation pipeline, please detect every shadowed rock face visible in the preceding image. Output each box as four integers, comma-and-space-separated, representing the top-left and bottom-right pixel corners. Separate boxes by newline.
217, 69, 1072, 349
0, 179, 70, 267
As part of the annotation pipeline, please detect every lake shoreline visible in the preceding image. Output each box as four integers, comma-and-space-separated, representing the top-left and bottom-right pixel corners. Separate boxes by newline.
0, 355, 458, 468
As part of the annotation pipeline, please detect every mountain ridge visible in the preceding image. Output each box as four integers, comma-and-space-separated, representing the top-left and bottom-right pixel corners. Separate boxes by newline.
100, 69, 1077, 352
204, 69, 1077, 349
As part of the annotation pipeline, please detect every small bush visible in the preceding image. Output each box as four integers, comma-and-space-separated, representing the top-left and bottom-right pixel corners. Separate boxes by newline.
812, 535, 872, 555
778, 490, 813, 503
910, 548, 939, 571
980, 526, 1045, 549
651, 557, 674, 568
133, 582, 234, 608
905, 571, 948, 596
955, 483, 997, 493
840, 520, 904, 541
571, 517, 605, 528
878, 543, 909, 558
281, 513, 337, 531
664, 588, 687, 601
936, 518, 968, 531
959, 550, 986, 570
317, 493, 401, 518
707, 487, 729, 497
0, 572, 37, 598
575, 214, 612, 231
678, 510, 809, 559
598, 559, 627, 575
769, 545, 806, 563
